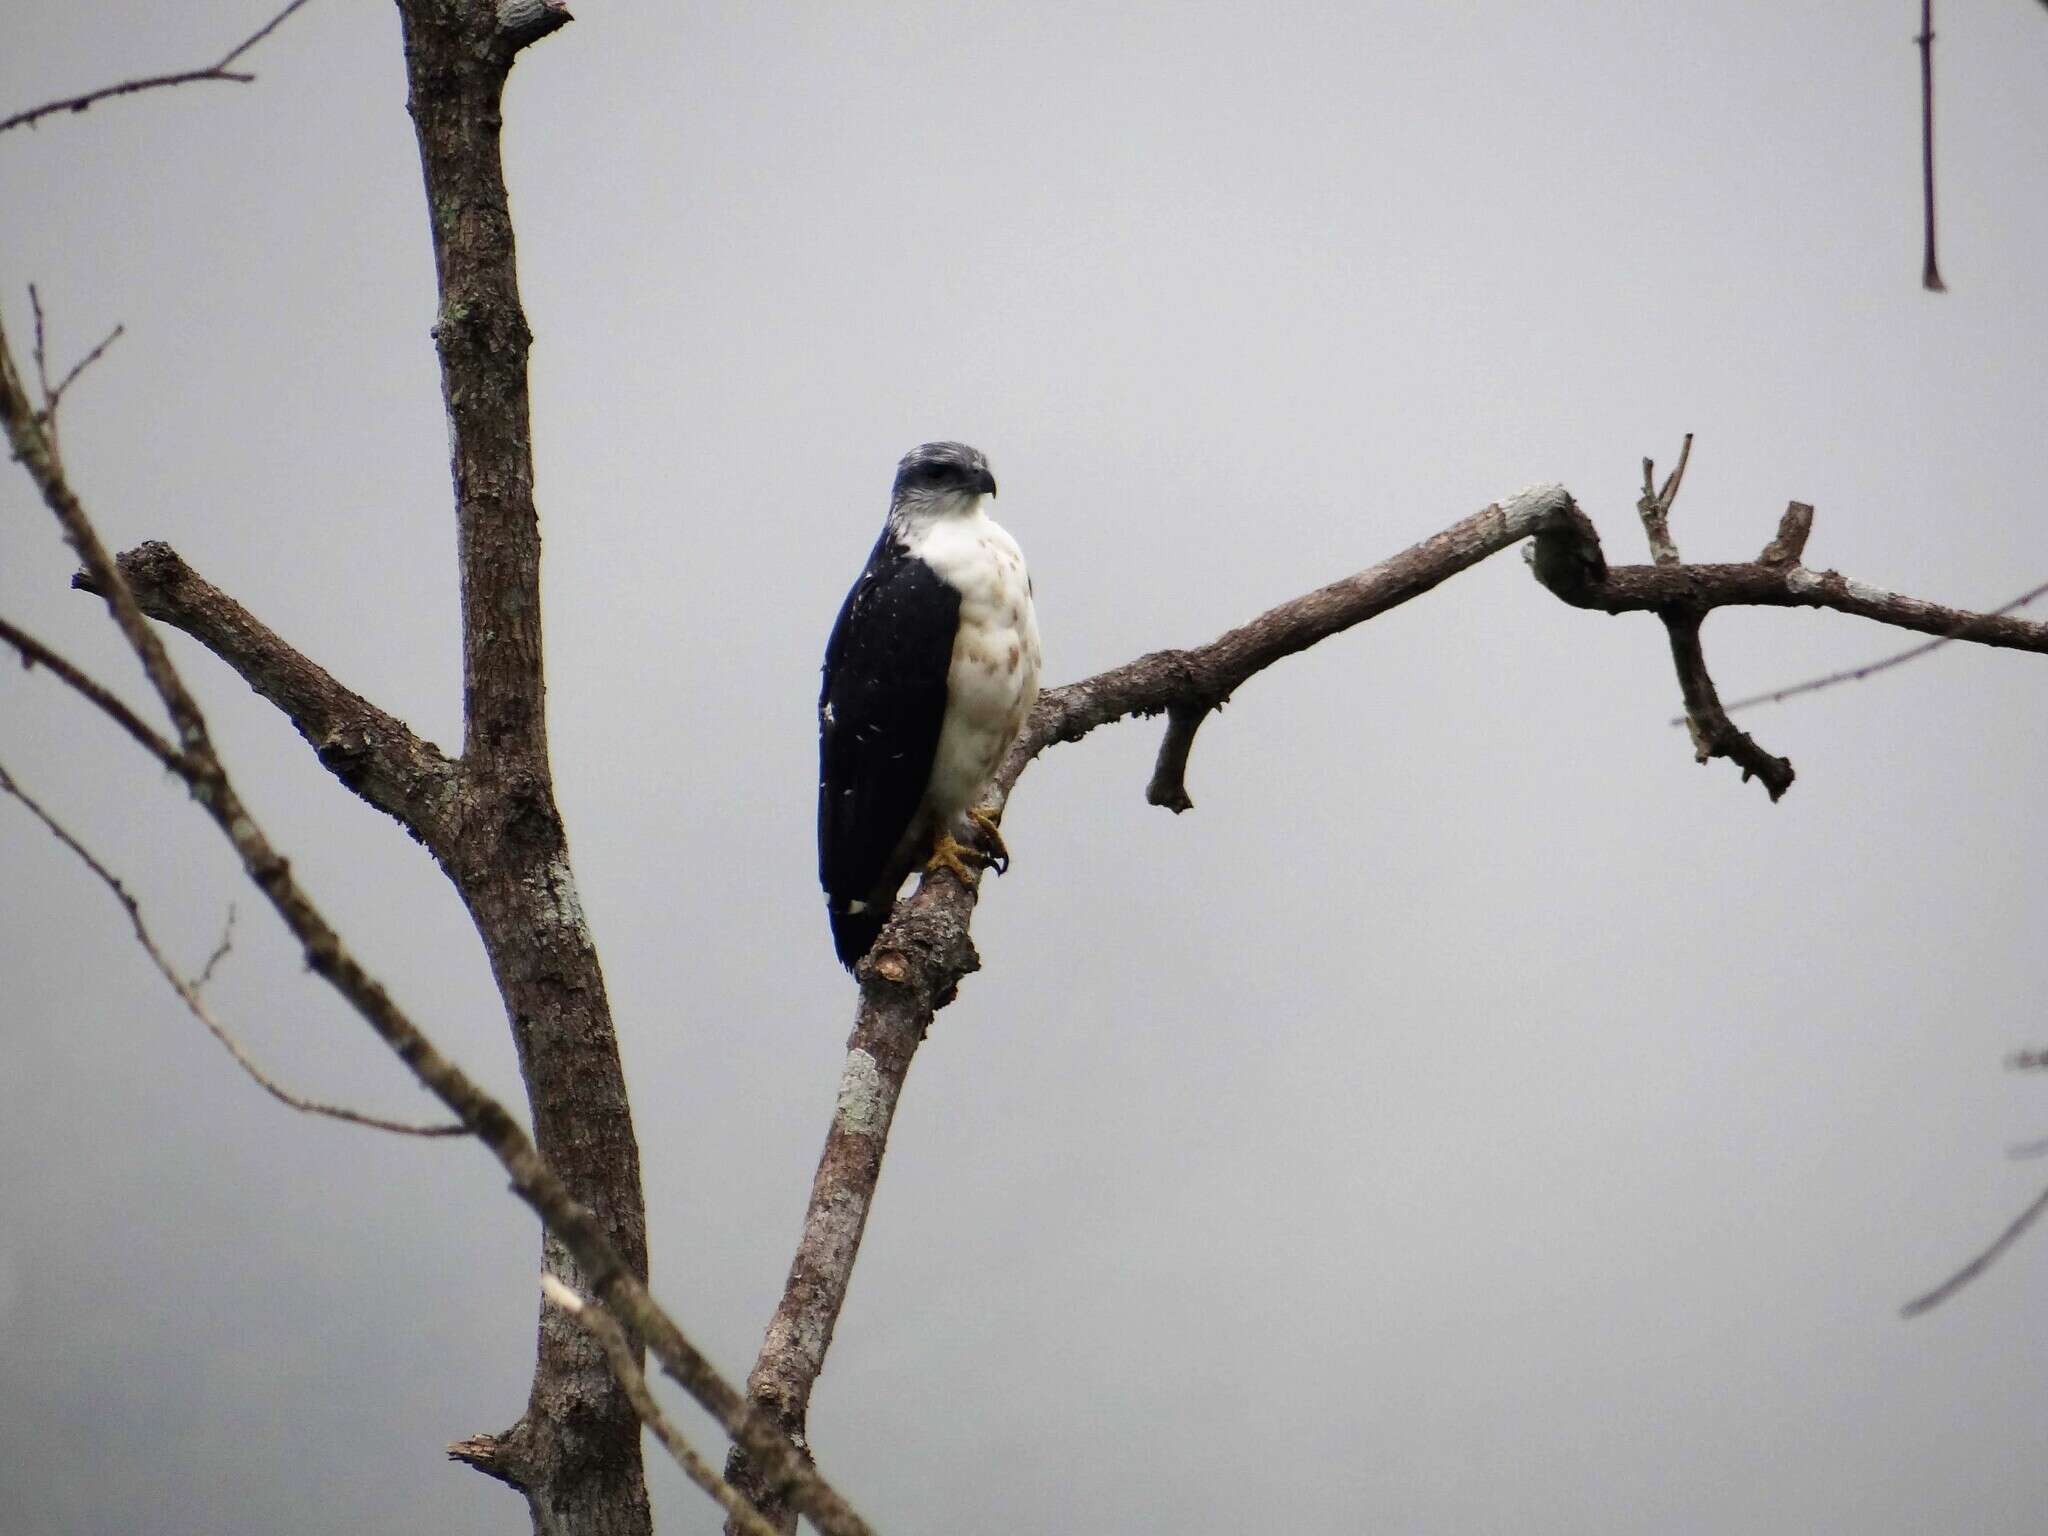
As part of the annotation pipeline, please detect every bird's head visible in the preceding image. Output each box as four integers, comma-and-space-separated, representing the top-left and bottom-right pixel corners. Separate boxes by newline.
890, 441, 997, 518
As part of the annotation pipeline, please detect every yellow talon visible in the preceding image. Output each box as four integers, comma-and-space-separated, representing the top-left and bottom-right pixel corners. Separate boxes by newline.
925, 830, 984, 887
966, 805, 1011, 874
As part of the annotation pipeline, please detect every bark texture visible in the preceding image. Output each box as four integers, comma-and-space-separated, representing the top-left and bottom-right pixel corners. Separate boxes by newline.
393, 3, 650, 1529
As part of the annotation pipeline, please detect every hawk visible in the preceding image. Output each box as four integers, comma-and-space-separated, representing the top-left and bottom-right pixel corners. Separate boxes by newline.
818, 442, 1042, 968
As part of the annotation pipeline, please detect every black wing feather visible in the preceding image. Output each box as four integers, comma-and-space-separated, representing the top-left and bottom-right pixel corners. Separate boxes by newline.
818, 529, 960, 964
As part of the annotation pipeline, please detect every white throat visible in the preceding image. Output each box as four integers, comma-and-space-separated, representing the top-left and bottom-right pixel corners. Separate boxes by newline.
890, 491, 990, 543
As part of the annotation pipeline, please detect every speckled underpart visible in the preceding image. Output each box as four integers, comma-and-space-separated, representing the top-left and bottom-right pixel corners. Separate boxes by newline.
899, 502, 1042, 827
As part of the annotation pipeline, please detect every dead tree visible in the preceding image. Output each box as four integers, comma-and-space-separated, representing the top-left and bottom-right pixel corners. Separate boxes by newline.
4, 7, 2046, 1536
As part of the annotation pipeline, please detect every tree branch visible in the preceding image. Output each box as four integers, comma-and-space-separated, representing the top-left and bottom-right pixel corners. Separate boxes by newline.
1027, 484, 1601, 814
71, 543, 459, 849
388, 4, 660, 1525
0, 0, 318, 136
0, 614, 180, 770
731, 474, 2048, 1526
1635, 433, 1692, 566
24, 285, 123, 476
398, 3, 552, 768
1, 302, 876, 1536
542, 1276, 782, 1536
1900, 1180, 2048, 1316
726, 484, 1602, 1529
1714, 573, 2048, 719
1627, 438, 1795, 800
1917, 0, 1947, 292
1543, 559, 2048, 651
0, 761, 465, 1137
1659, 611, 1796, 799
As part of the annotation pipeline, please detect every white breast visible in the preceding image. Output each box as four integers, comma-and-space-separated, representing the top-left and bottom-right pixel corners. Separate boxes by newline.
910, 506, 1042, 821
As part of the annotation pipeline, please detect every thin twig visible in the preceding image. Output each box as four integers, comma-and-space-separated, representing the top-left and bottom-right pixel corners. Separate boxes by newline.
0, 0, 318, 135
196, 905, 238, 989
23, 284, 125, 472
1900, 1180, 2048, 1316
1636, 434, 1692, 566
1708, 577, 2048, 719
0, 614, 181, 770
216, 0, 319, 71
29, 286, 52, 399
0, 759, 465, 1138
47, 321, 126, 417
540, 1276, 781, 1536
1917, 0, 1946, 292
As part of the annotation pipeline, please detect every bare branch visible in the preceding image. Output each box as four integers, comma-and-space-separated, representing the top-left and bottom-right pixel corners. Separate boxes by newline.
0, 0, 318, 136
196, 905, 237, 989
734, 469, 2048, 1519
1757, 501, 1814, 568
1623, 438, 1793, 798
1541, 558, 2048, 654
1, 297, 875, 1536
1715, 575, 2048, 719
1019, 484, 1598, 815
542, 1277, 781, 1536
26, 283, 126, 440
1636, 433, 1692, 566
1901, 1181, 2048, 1317
1147, 699, 1208, 814
215, 0, 320, 70
1660, 610, 1796, 800
728, 487, 1609, 1527
0, 760, 464, 1138
1917, 1, 1947, 292
0, 614, 180, 770
17, 284, 126, 487
72, 542, 459, 849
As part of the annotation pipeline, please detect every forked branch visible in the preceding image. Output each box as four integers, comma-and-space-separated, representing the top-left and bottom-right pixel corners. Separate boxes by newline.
729, 464, 2048, 1530
0, 303, 878, 1536
71, 543, 459, 850
0, 761, 463, 1137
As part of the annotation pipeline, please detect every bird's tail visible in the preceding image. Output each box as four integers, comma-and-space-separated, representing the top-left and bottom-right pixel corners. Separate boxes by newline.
830, 899, 892, 970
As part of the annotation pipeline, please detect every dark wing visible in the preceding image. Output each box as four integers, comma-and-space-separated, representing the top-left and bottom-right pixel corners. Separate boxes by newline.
818, 530, 960, 960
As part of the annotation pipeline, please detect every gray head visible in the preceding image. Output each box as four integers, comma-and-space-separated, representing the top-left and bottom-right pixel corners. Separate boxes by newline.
890, 441, 997, 512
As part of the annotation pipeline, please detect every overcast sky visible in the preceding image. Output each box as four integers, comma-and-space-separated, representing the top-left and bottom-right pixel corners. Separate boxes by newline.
4, 3, 2047, 1533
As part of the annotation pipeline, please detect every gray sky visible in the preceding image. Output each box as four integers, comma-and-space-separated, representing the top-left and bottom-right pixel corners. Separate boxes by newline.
4, 2, 2047, 1532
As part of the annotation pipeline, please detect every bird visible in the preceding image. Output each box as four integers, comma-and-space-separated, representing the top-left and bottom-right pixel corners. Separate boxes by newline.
818, 441, 1042, 969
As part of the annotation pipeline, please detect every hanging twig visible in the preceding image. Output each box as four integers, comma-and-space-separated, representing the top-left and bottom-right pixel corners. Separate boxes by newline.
1917, 0, 1947, 292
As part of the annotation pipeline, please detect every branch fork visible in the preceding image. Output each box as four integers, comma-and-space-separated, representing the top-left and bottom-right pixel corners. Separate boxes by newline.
16, 245, 2048, 1526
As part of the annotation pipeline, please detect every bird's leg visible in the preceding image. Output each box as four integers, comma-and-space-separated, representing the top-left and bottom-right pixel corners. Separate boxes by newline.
965, 805, 1011, 875
926, 829, 986, 888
